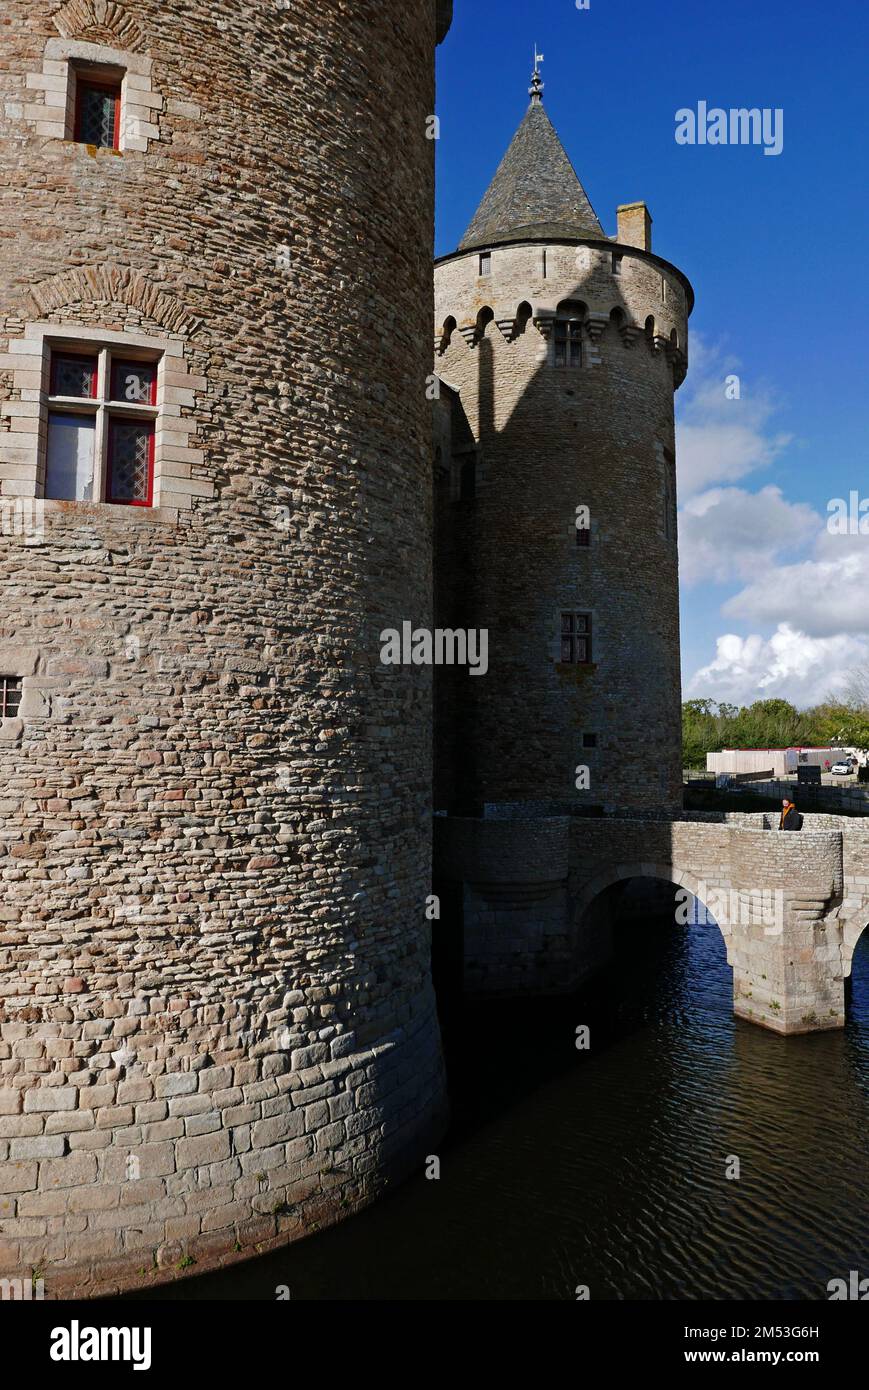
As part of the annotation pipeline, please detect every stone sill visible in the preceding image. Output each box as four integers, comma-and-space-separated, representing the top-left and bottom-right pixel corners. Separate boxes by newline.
39, 499, 179, 525
62, 140, 124, 158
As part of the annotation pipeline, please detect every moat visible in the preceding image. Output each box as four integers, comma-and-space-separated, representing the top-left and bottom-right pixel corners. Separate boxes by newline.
132, 915, 869, 1302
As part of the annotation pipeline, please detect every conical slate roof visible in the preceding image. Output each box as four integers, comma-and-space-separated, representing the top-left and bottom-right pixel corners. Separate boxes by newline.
459, 92, 605, 251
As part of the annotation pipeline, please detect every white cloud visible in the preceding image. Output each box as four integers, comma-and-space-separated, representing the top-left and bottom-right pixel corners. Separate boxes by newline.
686, 625, 869, 707
679, 485, 819, 588
676, 337, 869, 705
675, 337, 791, 499
723, 538, 869, 637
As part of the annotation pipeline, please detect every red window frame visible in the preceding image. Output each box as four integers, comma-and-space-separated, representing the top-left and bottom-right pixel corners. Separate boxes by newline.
106, 417, 155, 507
50, 352, 98, 399
74, 79, 122, 150
110, 359, 158, 407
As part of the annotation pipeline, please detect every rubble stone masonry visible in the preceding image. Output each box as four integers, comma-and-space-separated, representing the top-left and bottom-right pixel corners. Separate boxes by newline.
0, 0, 449, 1296
433, 238, 691, 813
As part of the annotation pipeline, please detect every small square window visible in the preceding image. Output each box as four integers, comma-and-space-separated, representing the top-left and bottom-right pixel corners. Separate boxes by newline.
107, 418, 155, 506
50, 353, 98, 399
583, 732, 598, 749
479, 252, 492, 276
111, 360, 157, 406
576, 524, 590, 548
0, 677, 23, 719
75, 80, 122, 150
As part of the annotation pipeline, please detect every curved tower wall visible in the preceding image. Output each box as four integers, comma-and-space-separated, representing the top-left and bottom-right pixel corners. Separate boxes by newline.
0, 0, 448, 1295
434, 238, 690, 814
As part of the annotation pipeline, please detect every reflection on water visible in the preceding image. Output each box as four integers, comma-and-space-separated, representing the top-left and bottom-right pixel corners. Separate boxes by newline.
131, 919, 869, 1301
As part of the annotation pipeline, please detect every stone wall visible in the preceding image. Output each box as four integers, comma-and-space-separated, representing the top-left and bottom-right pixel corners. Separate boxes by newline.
0, 0, 449, 1298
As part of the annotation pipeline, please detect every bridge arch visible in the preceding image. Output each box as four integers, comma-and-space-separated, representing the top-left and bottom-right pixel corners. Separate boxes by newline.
842, 914, 869, 978
575, 860, 732, 956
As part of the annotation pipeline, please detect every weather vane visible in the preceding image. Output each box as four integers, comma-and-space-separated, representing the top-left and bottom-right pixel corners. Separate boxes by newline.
530, 45, 545, 103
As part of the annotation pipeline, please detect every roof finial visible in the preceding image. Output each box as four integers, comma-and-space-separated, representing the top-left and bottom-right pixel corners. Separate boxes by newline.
530, 46, 544, 105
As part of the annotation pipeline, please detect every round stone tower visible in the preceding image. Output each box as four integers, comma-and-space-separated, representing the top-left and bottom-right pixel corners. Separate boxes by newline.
433, 67, 692, 817
0, 0, 451, 1296
432, 69, 693, 996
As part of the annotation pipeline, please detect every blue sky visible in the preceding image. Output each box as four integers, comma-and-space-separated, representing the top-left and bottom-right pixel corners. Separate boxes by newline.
435, 0, 869, 709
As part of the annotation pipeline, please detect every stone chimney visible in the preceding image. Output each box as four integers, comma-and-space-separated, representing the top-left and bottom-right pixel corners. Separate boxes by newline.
617, 201, 652, 251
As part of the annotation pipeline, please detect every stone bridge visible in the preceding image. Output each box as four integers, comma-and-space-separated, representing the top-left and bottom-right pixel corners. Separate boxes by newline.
434, 809, 869, 1034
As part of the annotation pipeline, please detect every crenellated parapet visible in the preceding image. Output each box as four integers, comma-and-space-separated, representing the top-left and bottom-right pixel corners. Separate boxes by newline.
434, 238, 691, 389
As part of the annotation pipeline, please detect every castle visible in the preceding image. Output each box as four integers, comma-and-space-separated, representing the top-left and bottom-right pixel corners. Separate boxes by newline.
2, 1, 867, 1300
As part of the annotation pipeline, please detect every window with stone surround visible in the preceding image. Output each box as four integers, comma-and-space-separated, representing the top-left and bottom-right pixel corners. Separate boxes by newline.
0, 677, 22, 720
479, 252, 492, 277
46, 347, 158, 506
0, 322, 208, 514
19, 39, 163, 155
554, 302, 585, 368
560, 613, 592, 664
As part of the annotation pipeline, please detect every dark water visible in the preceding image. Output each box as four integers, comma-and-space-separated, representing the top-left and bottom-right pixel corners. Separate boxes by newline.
134, 918, 869, 1301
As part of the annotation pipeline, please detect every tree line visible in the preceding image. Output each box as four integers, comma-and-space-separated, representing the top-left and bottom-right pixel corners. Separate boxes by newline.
683, 681, 869, 770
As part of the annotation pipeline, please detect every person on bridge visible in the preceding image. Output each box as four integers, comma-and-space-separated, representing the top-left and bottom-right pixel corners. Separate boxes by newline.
779, 798, 802, 830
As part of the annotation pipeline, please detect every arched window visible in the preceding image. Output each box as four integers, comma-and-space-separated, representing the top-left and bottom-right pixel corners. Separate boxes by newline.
439, 316, 456, 353
514, 301, 533, 337
475, 306, 494, 342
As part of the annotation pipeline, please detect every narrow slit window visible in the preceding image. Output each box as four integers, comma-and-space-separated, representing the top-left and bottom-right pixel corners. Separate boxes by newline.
576, 522, 591, 547
612, 253, 623, 276
75, 79, 122, 150
0, 677, 23, 720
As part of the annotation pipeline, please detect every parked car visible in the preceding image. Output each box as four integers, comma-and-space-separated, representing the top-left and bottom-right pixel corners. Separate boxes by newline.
830, 761, 852, 775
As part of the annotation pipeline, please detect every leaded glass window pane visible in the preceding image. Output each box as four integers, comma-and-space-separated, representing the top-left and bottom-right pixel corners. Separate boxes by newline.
76, 82, 120, 149
108, 419, 154, 505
